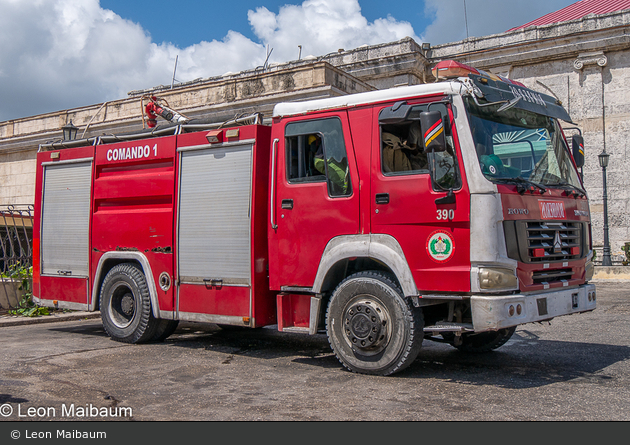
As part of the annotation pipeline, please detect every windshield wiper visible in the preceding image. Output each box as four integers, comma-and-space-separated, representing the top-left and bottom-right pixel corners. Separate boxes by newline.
494, 177, 547, 195
547, 181, 586, 197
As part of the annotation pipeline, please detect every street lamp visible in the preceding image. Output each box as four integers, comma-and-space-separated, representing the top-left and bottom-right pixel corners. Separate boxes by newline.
62, 120, 79, 141
598, 150, 612, 266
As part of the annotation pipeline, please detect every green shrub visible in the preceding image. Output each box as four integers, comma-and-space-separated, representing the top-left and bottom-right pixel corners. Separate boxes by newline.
4, 265, 50, 317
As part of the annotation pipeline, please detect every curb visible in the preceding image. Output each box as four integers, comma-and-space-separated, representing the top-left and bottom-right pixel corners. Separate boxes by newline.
0, 311, 101, 328
593, 265, 630, 281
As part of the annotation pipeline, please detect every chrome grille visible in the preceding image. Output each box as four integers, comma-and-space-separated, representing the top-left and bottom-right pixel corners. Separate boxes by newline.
526, 221, 581, 262
532, 268, 573, 284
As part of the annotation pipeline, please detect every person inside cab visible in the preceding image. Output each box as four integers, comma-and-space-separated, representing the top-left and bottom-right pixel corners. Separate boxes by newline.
309, 134, 349, 195
381, 122, 428, 173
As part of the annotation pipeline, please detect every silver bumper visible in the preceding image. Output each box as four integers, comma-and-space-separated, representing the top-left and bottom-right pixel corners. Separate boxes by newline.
470, 283, 596, 332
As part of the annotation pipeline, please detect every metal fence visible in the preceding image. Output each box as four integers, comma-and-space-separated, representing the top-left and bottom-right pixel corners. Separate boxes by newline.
0, 205, 33, 309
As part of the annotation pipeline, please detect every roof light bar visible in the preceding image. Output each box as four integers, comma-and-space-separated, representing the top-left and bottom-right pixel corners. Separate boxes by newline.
432, 60, 526, 87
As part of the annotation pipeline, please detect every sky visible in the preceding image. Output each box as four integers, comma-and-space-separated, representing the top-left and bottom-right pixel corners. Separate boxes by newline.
0, 0, 577, 122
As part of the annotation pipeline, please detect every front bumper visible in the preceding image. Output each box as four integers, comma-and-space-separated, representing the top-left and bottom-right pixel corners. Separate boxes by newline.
470, 283, 596, 332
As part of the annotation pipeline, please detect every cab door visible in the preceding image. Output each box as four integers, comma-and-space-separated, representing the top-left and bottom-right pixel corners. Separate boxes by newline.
370, 101, 471, 293
268, 112, 360, 290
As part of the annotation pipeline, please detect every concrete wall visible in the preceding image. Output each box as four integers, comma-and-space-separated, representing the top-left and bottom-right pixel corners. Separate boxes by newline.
0, 152, 36, 205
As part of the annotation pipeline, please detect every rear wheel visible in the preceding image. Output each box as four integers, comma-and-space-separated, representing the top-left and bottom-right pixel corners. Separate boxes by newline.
451, 326, 516, 353
326, 271, 423, 376
100, 263, 159, 344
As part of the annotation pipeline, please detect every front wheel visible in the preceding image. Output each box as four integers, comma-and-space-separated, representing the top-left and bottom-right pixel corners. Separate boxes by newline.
152, 320, 179, 342
100, 263, 159, 344
326, 271, 424, 376
451, 326, 516, 353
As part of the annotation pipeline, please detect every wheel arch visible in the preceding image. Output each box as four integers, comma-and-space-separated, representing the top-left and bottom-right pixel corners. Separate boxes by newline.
90, 252, 160, 318
312, 234, 418, 297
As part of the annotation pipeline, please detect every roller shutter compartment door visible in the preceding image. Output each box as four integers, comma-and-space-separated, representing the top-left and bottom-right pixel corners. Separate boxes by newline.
178, 144, 253, 284
41, 162, 92, 277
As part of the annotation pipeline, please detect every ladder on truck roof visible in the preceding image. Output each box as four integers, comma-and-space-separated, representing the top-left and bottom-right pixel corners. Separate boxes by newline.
38, 112, 264, 152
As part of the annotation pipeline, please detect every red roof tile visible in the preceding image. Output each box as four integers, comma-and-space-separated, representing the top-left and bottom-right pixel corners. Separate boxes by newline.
507, 0, 630, 31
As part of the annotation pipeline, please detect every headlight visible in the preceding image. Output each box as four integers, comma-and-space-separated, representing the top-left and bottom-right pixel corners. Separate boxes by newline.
478, 267, 518, 290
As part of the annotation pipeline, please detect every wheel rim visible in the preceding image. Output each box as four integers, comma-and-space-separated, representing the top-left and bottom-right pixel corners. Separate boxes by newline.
342, 296, 392, 356
108, 282, 136, 329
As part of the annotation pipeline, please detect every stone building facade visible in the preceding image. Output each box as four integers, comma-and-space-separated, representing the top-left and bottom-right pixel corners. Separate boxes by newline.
1, 7, 629, 261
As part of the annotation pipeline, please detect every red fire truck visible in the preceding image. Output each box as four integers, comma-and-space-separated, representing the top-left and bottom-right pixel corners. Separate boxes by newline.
33, 60, 596, 376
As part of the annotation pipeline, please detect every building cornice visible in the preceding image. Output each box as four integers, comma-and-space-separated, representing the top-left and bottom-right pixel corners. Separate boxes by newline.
429, 9, 630, 71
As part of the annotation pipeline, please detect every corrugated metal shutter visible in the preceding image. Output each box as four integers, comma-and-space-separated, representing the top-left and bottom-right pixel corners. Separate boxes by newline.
41, 161, 92, 276
178, 144, 252, 284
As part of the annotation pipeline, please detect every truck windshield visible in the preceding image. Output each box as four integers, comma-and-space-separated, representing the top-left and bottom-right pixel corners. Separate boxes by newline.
464, 96, 582, 190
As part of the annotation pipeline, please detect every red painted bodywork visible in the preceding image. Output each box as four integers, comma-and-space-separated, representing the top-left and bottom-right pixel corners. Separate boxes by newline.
276, 293, 311, 331
92, 135, 177, 312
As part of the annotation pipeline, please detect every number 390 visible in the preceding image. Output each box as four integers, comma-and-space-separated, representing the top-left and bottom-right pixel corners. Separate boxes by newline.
436, 209, 454, 220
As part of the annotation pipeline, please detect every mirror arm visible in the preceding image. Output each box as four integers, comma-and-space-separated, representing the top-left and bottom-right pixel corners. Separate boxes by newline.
435, 189, 456, 205
471, 94, 506, 108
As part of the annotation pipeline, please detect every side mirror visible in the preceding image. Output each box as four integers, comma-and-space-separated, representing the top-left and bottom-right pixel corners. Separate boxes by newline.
420, 111, 446, 153
572, 135, 584, 168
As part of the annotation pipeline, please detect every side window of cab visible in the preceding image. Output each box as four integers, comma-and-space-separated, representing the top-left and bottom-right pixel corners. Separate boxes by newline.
380, 121, 428, 175
379, 103, 461, 190
285, 118, 352, 197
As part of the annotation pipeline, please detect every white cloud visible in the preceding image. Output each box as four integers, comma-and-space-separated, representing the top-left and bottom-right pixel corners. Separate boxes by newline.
0, 0, 157, 119
0, 0, 418, 121
248, 0, 419, 60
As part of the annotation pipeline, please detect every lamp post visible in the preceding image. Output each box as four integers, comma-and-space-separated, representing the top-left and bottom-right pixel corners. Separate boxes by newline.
598, 150, 612, 266
62, 120, 78, 141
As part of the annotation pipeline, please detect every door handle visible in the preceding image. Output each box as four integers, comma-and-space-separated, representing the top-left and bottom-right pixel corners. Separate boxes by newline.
270, 138, 279, 229
281, 199, 294, 209
375, 193, 390, 204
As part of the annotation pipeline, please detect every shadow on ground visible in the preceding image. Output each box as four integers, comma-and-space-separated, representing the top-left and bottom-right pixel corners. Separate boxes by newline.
47, 321, 630, 389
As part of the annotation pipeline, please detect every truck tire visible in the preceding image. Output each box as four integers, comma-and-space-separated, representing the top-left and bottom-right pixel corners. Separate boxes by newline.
326, 271, 423, 376
152, 320, 179, 342
452, 326, 516, 353
100, 263, 159, 344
